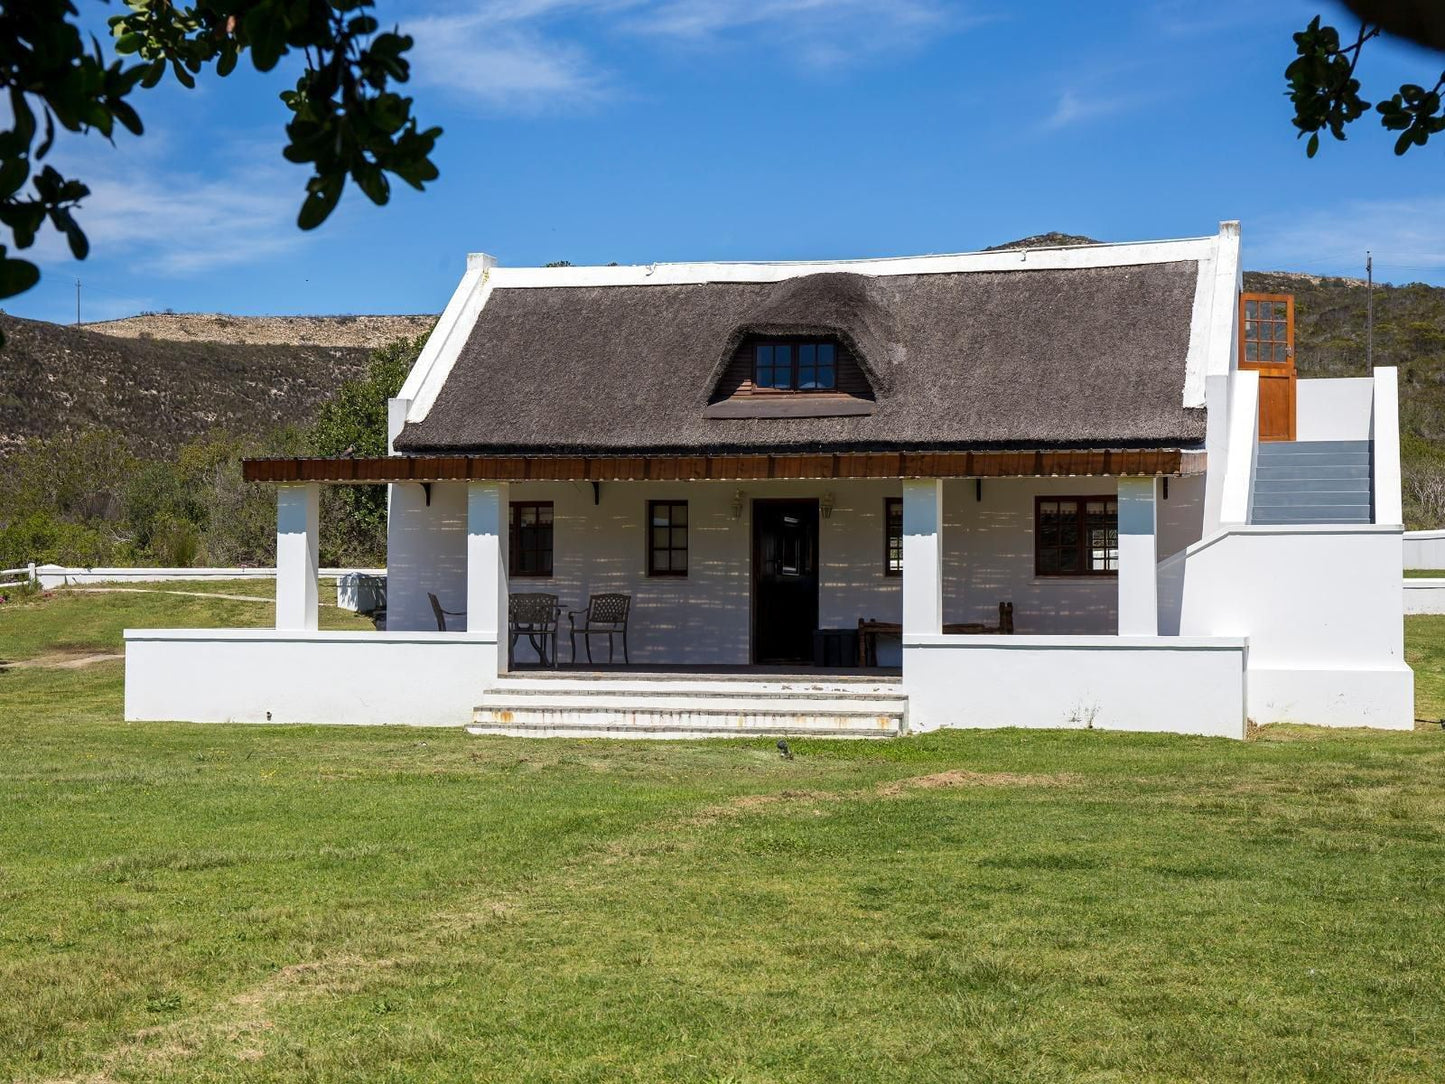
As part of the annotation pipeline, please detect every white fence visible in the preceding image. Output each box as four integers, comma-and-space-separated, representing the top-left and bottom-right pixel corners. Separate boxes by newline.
21, 564, 382, 589
1404, 530, 1445, 570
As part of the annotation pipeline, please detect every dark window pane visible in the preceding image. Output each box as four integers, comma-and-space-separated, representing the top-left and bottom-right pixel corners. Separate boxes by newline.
671, 503, 686, 527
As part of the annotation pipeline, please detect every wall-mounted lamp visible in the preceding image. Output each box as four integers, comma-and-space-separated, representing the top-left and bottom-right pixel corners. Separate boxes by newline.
731, 490, 745, 519
821, 491, 835, 519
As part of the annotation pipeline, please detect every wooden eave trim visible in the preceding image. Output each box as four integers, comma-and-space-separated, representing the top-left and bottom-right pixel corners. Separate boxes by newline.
243, 449, 1206, 484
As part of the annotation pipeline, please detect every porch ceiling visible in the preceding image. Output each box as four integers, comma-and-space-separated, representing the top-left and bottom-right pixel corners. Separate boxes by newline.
242, 449, 1206, 485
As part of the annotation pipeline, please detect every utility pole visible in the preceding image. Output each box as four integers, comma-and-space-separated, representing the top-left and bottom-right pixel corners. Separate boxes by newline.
1366, 252, 1374, 371
75, 278, 80, 325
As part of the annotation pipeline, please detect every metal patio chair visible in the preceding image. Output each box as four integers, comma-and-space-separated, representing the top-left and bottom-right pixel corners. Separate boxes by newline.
428, 592, 465, 632
509, 592, 562, 667
568, 593, 631, 665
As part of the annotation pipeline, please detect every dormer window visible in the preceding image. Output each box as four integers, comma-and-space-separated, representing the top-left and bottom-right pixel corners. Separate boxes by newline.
754, 341, 837, 391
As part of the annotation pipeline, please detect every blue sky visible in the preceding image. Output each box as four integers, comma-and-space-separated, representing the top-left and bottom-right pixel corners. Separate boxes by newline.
12, 0, 1445, 323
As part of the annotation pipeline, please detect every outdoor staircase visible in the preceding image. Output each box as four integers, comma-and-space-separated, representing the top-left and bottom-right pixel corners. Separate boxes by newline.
468, 675, 906, 739
1251, 439, 1374, 525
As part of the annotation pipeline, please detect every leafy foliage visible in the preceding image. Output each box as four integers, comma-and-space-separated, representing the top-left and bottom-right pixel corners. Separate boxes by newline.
1288, 13, 1445, 156
0, 332, 422, 569
0, 0, 439, 317
307, 333, 424, 564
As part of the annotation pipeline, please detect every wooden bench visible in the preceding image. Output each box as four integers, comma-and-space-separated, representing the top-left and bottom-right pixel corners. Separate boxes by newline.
857, 602, 1014, 667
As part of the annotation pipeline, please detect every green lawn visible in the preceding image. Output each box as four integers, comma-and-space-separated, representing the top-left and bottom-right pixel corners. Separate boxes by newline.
1404, 569, 1445, 578
3, 588, 1445, 1081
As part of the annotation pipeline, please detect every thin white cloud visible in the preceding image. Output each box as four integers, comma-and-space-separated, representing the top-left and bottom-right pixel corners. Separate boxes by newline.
1249, 196, 1445, 282
1043, 88, 1142, 131
32, 131, 320, 277
409, 16, 613, 111
408, 0, 967, 109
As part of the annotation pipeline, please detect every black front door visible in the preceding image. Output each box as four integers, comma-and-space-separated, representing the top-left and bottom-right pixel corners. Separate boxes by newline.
752, 500, 820, 664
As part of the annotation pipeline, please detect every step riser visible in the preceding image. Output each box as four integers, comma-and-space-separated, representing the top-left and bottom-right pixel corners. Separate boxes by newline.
472, 708, 902, 735
1254, 479, 1372, 494
486, 683, 903, 701
1253, 514, 1373, 524
1260, 442, 1369, 453
478, 699, 909, 715
1252, 494, 1372, 508
468, 724, 898, 740
1255, 467, 1372, 482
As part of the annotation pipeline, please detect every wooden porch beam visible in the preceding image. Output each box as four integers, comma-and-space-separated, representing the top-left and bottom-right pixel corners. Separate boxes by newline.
242, 449, 1206, 485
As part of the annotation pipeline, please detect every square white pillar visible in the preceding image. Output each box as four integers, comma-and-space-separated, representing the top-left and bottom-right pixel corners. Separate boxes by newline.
276, 483, 319, 631
902, 478, 944, 636
1117, 477, 1158, 636
466, 481, 509, 670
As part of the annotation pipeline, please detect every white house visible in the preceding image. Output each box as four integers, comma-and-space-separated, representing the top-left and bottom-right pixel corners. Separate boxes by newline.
124, 222, 1412, 739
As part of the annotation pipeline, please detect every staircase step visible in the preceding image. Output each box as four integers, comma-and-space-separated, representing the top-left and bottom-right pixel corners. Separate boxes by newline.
1252, 511, 1374, 524
471, 680, 906, 738
1257, 439, 1372, 455
1251, 490, 1373, 507
1253, 466, 1372, 483
487, 677, 903, 701
468, 720, 901, 740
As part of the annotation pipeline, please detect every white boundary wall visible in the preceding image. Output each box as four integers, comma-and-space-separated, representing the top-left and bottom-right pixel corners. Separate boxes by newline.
1404, 531, 1445, 570
902, 635, 1247, 738
33, 565, 381, 588
1404, 578, 1445, 614
124, 629, 497, 726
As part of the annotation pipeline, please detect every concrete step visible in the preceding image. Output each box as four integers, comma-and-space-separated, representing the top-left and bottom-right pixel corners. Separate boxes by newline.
1251, 510, 1374, 525
1254, 463, 1372, 481
1260, 474, 1369, 491
1251, 490, 1373, 507
486, 676, 903, 700
470, 684, 906, 739
1257, 439, 1372, 455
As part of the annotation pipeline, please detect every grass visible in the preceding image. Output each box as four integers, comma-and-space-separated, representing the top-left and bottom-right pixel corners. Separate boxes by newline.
1404, 569, 1445, 578
3, 587, 1445, 1080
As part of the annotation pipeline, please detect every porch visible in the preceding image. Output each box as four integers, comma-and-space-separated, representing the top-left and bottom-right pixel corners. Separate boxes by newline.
123, 454, 1249, 739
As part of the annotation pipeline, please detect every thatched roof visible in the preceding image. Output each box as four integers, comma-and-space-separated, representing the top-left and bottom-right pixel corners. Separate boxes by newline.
396, 261, 1206, 455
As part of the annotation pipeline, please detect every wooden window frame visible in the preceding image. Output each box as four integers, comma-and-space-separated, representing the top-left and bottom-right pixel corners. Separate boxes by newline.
752, 339, 839, 393
1239, 293, 1294, 367
646, 499, 689, 578
509, 500, 554, 578
1033, 496, 1119, 578
884, 497, 903, 577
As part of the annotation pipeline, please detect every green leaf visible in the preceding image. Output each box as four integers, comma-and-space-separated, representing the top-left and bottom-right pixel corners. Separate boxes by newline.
297, 182, 343, 230
0, 257, 41, 299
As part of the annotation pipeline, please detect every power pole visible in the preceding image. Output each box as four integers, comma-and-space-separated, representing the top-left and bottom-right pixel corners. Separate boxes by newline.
75, 278, 80, 325
1366, 252, 1373, 371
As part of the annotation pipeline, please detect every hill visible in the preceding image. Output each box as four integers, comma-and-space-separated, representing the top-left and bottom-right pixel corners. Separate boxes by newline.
0, 313, 394, 458
81, 312, 435, 349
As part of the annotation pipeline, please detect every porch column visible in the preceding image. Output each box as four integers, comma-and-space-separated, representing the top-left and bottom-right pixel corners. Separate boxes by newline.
466, 482, 509, 670
1117, 477, 1158, 636
276, 483, 319, 631
902, 478, 944, 636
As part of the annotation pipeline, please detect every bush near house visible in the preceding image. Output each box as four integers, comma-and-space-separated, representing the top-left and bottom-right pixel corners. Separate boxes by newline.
0, 334, 424, 570
0, 587, 1444, 1080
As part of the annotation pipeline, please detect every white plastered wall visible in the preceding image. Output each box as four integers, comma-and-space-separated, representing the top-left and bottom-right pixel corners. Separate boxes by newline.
382, 474, 1208, 663
941, 476, 1203, 635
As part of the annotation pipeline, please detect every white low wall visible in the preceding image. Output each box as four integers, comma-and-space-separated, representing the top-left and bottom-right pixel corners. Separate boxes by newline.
124, 629, 497, 726
36, 565, 382, 589
902, 635, 1248, 739
1179, 525, 1412, 729
1296, 377, 1374, 442
1404, 530, 1445, 570
1404, 578, 1445, 614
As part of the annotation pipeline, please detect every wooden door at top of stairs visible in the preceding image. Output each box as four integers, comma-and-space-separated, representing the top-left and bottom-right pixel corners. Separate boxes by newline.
1239, 292, 1296, 442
